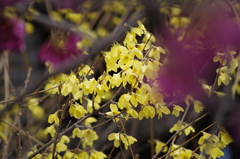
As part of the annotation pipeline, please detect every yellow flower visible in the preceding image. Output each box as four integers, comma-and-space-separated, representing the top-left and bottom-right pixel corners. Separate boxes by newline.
63, 151, 77, 159
139, 105, 155, 120
118, 53, 134, 70
230, 58, 238, 69
51, 142, 67, 152
27, 152, 42, 159
78, 64, 94, 76
184, 125, 195, 136
65, 12, 82, 24
220, 129, 233, 147
144, 61, 161, 80
121, 134, 137, 150
60, 135, 70, 144
97, 27, 108, 37
170, 16, 190, 29
105, 57, 119, 73
85, 117, 97, 126
172, 105, 184, 117
137, 21, 146, 32
210, 147, 224, 159
198, 132, 219, 154
95, 83, 108, 97
48, 112, 60, 125
155, 104, 170, 118
193, 100, 204, 113
27, 98, 44, 119
131, 27, 144, 36
108, 133, 137, 150
50, 11, 62, 21
169, 121, 195, 136
78, 129, 99, 146
126, 108, 138, 119
77, 151, 89, 159
213, 52, 227, 65
72, 128, 81, 138
128, 47, 143, 59
178, 149, 193, 159
109, 74, 122, 88
86, 99, 100, 113
142, 32, 155, 43
171, 7, 181, 16
123, 32, 136, 49
69, 103, 87, 119
108, 133, 121, 148
122, 70, 137, 87
169, 122, 183, 134
118, 93, 132, 109
25, 22, 34, 35
130, 93, 138, 107
155, 140, 168, 153
106, 104, 121, 122
148, 46, 165, 60
89, 150, 107, 159
218, 72, 232, 85
44, 125, 56, 137
81, 78, 97, 95
184, 95, 194, 106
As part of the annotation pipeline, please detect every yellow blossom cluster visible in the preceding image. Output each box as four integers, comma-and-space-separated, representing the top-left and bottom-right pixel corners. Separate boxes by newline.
108, 132, 137, 150
213, 51, 238, 86
35, 17, 235, 159
198, 130, 233, 159
170, 144, 205, 159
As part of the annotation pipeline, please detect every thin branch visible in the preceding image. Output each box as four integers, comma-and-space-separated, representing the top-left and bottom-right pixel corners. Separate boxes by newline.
152, 113, 209, 159
158, 122, 217, 159
27, 85, 124, 159
0, 119, 44, 146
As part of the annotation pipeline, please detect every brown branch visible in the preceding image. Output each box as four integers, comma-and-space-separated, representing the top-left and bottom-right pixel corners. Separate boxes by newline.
152, 113, 209, 159
0, 119, 44, 146
0, 11, 143, 119
157, 121, 217, 159
27, 84, 124, 159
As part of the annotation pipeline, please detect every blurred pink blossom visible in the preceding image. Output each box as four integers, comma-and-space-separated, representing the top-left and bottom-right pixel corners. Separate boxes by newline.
38, 32, 82, 66
0, 18, 25, 52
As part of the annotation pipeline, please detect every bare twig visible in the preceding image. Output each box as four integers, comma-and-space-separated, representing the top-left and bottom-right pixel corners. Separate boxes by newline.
158, 122, 217, 159
152, 113, 209, 159
0, 119, 44, 146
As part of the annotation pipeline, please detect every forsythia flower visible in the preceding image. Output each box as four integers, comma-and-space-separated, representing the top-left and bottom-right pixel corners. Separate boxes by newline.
78, 129, 99, 146
85, 117, 97, 126
139, 105, 155, 120
78, 64, 94, 76
170, 121, 195, 136
89, 150, 107, 159
72, 128, 81, 138
63, 151, 78, 159
193, 100, 204, 113
44, 125, 56, 137
155, 140, 168, 153
48, 112, 60, 125
108, 133, 137, 150
106, 104, 121, 122
155, 104, 171, 118
198, 132, 221, 155
69, 103, 87, 119
172, 104, 184, 117
210, 147, 224, 159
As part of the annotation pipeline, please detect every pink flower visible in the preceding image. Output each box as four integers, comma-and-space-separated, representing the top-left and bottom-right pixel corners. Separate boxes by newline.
0, 18, 25, 52
38, 32, 82, 66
